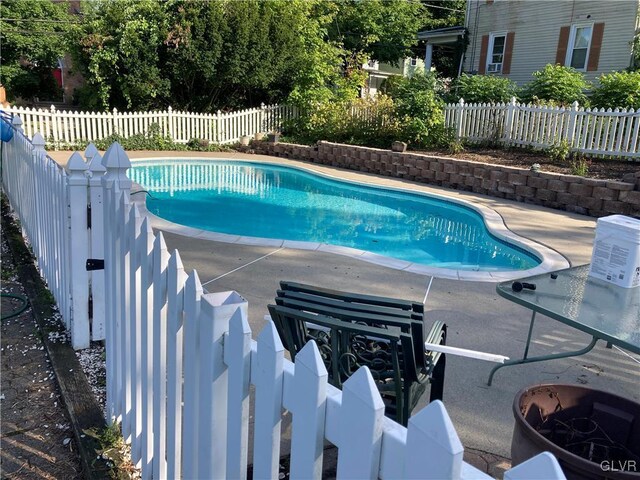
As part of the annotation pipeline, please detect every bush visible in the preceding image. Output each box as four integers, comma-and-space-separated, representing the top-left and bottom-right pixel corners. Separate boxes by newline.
521, 65, 590, 106
382, 72, 446, 147
590, 71, 640, 110
450, 74, 519, 104
284, 95, 400, 148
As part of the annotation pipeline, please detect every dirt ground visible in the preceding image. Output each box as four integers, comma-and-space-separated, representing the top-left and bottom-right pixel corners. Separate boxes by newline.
413, 146, 639, 181
1, 235, 82, 479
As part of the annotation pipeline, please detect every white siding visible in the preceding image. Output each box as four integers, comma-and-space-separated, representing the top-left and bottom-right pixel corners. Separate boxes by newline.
465, 0, 639, 85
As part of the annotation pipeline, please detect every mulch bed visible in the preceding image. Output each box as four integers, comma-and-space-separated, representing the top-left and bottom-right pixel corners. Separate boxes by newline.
411, 147, 639, 181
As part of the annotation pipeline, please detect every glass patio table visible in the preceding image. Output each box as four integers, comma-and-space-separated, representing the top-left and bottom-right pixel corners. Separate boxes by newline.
488, 264, 640, 385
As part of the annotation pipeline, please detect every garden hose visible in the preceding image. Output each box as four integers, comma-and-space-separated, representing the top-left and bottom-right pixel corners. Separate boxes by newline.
1, 293, 29, 321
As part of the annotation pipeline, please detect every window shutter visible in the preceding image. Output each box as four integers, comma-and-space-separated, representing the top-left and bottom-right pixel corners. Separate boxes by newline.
502, 32, 515, 74
479, 35, 489, 74
556, 26, 570, 66
587, 22, 605, 71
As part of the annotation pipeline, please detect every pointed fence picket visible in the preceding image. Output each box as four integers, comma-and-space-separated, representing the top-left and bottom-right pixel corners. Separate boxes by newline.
2, 123, 568, 479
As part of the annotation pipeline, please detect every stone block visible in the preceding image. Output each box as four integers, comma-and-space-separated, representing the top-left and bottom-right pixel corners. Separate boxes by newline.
405, 156, 417, 167
527, 176, 548, 189
557, 192, 578, 206
473, 167, 487, 179
619, 190, 640, 205
431, 161, 444, 172
515, 185, 535, 197
482, 179, 496, 190
497, 182, 516, 194
490, 170, 507, 182
592, 187, 618, 201
465, 176, 476, 187
435, 171, 449, 182
449, 174, 464, 185
547, 179, 568, 193
603, 200, 631, 215
605, 180, 634, 191
577, 196, 603, 211
507, 173, 528, 186
568, 183, 593, 197
566, 205, 589, 215
443, 162, 458, 174
536, 189, 557, 202
420, 170, 435, 181
391, 141, 407, 152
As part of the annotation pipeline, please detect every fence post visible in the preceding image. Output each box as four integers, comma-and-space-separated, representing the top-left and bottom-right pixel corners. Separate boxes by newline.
503, 97, 517, 144
259, 103, 266, 134
50, 105, 60, 149
566, 101, 579, 146
455, 98, 465, 139
87, 144, 106, 341
30, 134, 46, 267
197, 292, 248, 480
66, 152, 91, 350
167, 106, 174, 141
112, 107, 118, 135
216, 109, 222, 144
11, 114, 23, 133
101, 141, 132, 422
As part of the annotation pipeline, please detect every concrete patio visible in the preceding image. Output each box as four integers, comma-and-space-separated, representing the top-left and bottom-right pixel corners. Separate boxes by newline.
53, 149, 640, 463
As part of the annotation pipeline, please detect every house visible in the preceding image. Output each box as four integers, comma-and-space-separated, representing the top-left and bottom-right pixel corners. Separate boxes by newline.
463, 0, 640, 85
361, 58, 425, 97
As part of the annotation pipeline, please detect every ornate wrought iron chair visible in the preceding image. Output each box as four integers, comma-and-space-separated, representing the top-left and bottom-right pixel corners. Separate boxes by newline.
267, 281, 447, 426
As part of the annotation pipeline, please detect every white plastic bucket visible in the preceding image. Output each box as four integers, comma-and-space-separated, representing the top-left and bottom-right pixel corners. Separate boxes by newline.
589, 215, 640, 288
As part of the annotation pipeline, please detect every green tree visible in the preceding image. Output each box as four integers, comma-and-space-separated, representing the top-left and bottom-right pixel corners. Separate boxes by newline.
67, 0, 169, 110
328, 0, 427, 65
0, 0, 70, 101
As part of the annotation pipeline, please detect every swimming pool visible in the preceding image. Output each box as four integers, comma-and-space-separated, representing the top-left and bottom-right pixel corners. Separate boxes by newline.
131, 159, 542, 272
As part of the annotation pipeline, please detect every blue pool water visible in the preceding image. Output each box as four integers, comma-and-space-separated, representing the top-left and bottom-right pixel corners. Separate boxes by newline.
130, 160, 540, 271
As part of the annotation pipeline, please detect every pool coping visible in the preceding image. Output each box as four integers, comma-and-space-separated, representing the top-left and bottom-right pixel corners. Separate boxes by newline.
130, 156, 570, 282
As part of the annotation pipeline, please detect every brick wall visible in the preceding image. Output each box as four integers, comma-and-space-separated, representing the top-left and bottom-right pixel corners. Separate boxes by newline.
253, 141, 640, 218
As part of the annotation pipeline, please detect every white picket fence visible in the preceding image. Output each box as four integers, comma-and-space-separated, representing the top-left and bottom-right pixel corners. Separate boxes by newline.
445, 98, 640, 159
1, 118, 566, 479
1, 116, 97, 349
1, 104, 297, 148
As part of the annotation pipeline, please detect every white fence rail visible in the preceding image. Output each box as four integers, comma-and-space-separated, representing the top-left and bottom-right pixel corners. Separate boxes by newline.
2, 120, 566, 478
1, 104, 297, 147
445, 98, 640, 159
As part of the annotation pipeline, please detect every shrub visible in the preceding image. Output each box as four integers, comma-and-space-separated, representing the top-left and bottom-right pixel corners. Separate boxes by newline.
284, 95, 400, 148
450, 74, 519, 104
590, 71, 640, 110
521, 65, 590, 106
382, 72, 446, 147
547, 139, 572, 163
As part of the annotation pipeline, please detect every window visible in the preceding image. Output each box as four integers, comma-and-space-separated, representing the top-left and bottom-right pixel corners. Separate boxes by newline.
487, 33, 506, 73
567, 24, 593, 70
410, 57, 418, 67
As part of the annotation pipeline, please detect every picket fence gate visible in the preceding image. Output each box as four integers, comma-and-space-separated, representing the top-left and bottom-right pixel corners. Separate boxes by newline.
1, 117, 566, 479
444, 98, 640, 159
1, 115, 103, 349
1, 104, 297, 148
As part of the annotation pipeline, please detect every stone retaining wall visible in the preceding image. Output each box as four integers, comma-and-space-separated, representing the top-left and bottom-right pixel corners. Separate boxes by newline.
253, 141, 640, 218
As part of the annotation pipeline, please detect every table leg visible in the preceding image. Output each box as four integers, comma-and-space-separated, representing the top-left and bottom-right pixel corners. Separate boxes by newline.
487, 331, 599, 386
